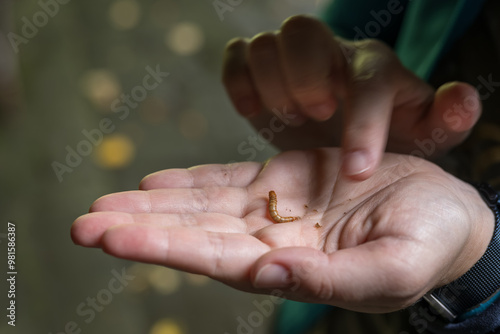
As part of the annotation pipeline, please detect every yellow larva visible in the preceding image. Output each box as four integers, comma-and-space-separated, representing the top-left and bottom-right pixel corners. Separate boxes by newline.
268, 190, 300, 223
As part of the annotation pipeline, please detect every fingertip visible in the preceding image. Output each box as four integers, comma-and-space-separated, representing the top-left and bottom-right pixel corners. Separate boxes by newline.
139, 173, 154, 190
437, 81, 478, 97
251, 247, 328, 290
71, 215, 88, 246
88, 193, 112, 213
435, 81, 481, 133
304, 99, 338, 121
252, 263, 292, 289
71, 213, 105, 247
341, 150, 375, 180
71, 212, 134, 248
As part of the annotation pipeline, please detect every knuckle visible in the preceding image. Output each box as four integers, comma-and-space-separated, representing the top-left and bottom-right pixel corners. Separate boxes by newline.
204, 165, 233, 187
310, 278, 335, 301
353, 38, 391, 54
249, 32, 276, 46
349, 40, 400, 88
207, 233, 225, 277
281, 15, 320, 34
350, 60, 390, 90
248, 32, 277, 59
192, 188, 210, 213
289, 81, 332, 106
224, 37, 247, 52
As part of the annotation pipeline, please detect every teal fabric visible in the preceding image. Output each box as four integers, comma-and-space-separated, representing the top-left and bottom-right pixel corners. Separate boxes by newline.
459, 290, 500, 321
320, 0, 411, 46
273, 301, 331, 334
321, 0, 486, 79
395, 0, 487, 80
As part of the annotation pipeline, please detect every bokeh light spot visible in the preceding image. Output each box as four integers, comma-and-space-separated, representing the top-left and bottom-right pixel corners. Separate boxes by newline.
149, 318, 183, 334
127, 263, 150, 293
93, 134, 135, 169
178, 110, 208, 140
109, 0, 141, 31
184, 273, 210, 286
166, 22, 204, 56
80, 70, 121, 110
147, 267, 181, 295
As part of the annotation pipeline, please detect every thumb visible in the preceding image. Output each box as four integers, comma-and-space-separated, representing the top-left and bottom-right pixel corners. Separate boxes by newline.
250, 244, 430, 313
418, 81, 481, 156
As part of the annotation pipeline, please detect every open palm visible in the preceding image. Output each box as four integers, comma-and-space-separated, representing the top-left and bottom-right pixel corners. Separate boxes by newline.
71, 148, 493, 313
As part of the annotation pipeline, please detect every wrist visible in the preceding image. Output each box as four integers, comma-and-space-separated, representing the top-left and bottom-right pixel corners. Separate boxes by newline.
423, 182, 500, 321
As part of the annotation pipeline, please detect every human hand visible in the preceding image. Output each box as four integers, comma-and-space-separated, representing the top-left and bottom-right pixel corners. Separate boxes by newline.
222, 15, 481, 180
71, 148, 494, 313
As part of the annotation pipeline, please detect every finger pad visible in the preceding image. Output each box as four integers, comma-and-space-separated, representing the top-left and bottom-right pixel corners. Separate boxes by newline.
71, 212, 133, 247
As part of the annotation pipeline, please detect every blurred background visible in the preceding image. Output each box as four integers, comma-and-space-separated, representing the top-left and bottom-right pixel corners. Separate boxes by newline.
0, 0, 323, 333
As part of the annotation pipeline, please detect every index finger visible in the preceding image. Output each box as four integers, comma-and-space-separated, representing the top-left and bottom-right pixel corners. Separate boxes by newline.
340, 41, 398, 180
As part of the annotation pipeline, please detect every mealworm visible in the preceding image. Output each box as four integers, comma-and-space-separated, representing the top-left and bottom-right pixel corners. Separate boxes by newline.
268, 190, 300, 223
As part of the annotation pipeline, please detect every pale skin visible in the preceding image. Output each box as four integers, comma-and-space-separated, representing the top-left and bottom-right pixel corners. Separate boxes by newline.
72, 15, 495, 313
71, 148, 494, 313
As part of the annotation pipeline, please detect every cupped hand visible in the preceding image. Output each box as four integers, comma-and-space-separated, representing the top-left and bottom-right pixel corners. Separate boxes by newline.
222, 15, 481, 180
71, 148, 494, 313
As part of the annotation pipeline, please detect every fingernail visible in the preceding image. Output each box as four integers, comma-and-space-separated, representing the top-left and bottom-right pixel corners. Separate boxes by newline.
343, 151, 370, 176
235, 98, 258, 118
254, 264, 291, 288
308, 102, 334, 121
